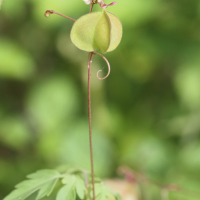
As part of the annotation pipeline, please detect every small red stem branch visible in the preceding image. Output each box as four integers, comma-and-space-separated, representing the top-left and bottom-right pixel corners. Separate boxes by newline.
45, 10, 76, 21
89, 3, 94, 13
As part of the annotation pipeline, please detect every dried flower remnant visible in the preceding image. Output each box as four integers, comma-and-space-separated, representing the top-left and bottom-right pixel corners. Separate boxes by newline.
83, 0, 92, 4
83, 0, 103, 5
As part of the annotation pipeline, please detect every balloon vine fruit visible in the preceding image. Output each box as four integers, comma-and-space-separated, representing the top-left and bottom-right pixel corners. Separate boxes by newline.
70, 9, 122, 54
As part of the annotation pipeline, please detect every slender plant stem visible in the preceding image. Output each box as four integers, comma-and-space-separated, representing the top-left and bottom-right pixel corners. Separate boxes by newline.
45, 10, 76, 21
88, 2, 97, 199
88, 51, 95, 200
52, 10, 76, 21
89, 2, 94, 13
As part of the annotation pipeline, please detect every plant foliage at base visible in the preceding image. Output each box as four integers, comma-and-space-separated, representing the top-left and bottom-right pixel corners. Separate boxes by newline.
3, 167, 121, 200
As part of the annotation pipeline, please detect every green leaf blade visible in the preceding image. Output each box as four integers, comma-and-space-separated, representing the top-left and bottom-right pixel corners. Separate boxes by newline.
113, 193, 121, 200
27, 169, 60, 180
62, 175, 76, 185
3, 180, 44, 200
92, 183, 119, 200
75, 177, 86, 199
36, 178, 59, 200
62, 175, 86, 199
3, 170, 61, 200
56, 185, 76, 200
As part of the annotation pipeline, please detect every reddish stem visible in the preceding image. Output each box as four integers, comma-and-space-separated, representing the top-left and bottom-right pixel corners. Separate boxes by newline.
88, 3, 96, 200
89, 3, 94, 13
45, 10, 76, 21
88, 52, 95, 200
87, 51, 111, 200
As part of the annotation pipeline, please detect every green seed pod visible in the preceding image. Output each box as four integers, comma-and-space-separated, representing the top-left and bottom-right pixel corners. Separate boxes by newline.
70, 9, 122, 54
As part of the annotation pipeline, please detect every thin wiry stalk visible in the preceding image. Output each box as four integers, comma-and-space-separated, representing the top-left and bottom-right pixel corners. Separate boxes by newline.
87, 50, 111, 200
89, 2, 94, 13
87, 52, 95, 200
88, 2, 96, 199
44, 10, 76, 21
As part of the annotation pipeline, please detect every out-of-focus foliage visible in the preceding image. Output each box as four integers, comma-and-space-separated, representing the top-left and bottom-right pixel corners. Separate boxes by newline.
0, 0, 200, 199
0, 0, 5, 9
3, 168, 119, 200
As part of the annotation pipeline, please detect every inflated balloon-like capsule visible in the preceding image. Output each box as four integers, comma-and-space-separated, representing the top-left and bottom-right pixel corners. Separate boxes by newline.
70, 8, 122, 54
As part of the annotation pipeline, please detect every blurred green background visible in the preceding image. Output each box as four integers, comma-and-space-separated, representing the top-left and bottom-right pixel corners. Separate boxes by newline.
1, 0, 200, 199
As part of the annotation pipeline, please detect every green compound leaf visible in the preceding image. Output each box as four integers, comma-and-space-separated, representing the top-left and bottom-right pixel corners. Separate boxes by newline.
61, 175, 86, 200
56, 184, 76, 200
36, 178, 59, 200
74, 177, 86, 199
113, 192, 121, 200
91, 183, 121, 200
70, 9, 122, 54
3, 170, 61, 200
96, 184, 111, 200
62, 175, 76, 185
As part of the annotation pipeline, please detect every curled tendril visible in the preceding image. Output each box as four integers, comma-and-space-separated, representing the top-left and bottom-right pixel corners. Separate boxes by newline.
92, 52, 110, 80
